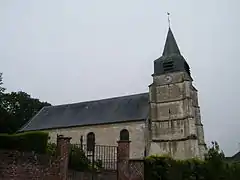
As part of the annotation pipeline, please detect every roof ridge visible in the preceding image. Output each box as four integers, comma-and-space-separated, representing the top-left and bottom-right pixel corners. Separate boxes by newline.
18, 107, 47, 132
46, 92, 148, 109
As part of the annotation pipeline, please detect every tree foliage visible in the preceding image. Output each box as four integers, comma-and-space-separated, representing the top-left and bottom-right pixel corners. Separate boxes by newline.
0, 73, 5, 93
47, 143, 101, 171
145, 142, 240, 180
0, 73, 51, 133
205, 141, 225, 161
68, 144, 91, 171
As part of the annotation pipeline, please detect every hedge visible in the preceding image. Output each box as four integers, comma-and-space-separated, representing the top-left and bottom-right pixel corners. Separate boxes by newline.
145, 155, 240, 180
0, 131, 49, 153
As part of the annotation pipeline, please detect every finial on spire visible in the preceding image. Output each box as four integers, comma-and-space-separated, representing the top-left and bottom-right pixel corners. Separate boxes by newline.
167, 12, 171, 28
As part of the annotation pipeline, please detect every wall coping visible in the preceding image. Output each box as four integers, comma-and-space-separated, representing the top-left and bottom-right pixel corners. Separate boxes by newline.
117, 140, 131, 143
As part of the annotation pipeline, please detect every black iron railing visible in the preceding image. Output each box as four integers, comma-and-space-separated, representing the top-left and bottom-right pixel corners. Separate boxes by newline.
72, 143, 118, 171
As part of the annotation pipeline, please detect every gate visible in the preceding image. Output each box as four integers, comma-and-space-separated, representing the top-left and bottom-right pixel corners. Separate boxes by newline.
68, 136, 118, 180
68, 137, 145, 180
80, 143, 118, 171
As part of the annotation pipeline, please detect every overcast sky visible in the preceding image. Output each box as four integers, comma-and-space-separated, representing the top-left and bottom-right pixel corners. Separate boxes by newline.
0, 0, 239, 156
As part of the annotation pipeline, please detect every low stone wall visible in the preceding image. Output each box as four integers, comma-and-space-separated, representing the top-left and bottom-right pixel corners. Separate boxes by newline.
68, 170, 117, 180
0, 151, 60, 180
0, 136, 143, 180
0, 135, 71, 180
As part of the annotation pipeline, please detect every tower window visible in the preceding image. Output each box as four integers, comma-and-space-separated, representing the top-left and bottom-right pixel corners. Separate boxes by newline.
163, 61, 174, 72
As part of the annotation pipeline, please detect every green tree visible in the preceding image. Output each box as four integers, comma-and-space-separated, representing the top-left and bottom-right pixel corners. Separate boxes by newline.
47, 143, 91, 171
205, 141, 226, 180
0, 91, 51, 133
0, 73, 9, 132
0, 74, 51, 133
205, 141, 225, 162
0, 73, 5, 93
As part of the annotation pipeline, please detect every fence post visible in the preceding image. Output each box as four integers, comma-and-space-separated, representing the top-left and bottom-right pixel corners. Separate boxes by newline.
80, 135, 83, 150
117, 140, 131, 180
57, 135, 72, 180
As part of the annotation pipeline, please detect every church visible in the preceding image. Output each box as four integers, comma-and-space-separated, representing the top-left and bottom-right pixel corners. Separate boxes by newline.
20, 27, 206, 160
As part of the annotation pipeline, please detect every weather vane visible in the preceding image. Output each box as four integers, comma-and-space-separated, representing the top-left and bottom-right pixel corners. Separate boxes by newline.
167, 12, 171, 28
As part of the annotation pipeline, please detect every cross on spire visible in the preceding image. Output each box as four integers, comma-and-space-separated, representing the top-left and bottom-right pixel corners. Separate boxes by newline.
167, 12, 171, 28
153, 13, 191, 76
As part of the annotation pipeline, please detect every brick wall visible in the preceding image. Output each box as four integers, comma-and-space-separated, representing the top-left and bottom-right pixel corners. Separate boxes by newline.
117, 140, 144, 180
0, 135, 71, 180
0, 134, 144, 180
68, 170, 117, 180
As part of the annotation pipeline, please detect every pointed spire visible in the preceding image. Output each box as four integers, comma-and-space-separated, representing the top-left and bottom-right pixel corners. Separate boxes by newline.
162, 27, 181, 56
154, 18, 191, 76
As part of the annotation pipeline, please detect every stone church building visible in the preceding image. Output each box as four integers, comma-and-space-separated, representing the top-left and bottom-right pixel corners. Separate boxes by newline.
20, 27, 206, 160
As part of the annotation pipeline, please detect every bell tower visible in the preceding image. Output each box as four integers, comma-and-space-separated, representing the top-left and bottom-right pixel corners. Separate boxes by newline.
148, 27, 206, 159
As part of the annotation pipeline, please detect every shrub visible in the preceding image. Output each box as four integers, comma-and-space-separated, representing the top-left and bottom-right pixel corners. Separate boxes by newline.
0, 131, 49, 153
68, 144, 91, 171
47, 143, 91, 171
145, 155, 240, 180
46, 142, 57, 156
145, 142, 240, 180
95, 159, 103, 170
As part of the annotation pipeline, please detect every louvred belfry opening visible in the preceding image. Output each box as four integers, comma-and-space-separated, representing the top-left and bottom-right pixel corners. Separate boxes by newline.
153, 27, 191, 76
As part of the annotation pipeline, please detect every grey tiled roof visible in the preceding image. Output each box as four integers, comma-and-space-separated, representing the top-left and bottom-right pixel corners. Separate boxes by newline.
20, 93, 149, 131
232, 151, 240, 161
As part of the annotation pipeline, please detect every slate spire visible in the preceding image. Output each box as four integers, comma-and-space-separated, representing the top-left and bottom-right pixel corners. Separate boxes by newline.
162, 28, 181, 56
153, 26, 191, 76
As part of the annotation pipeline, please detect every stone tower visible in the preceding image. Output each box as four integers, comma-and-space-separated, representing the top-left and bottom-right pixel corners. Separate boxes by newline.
148, 27, 206, 159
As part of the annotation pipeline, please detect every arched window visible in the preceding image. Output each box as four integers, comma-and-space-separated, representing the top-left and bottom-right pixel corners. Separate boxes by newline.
87, 132, 95, 151
120, 129, 129, 141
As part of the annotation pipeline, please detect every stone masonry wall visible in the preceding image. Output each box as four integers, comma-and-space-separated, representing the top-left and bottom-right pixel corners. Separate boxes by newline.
46, 121, 146, 159
68, 170, 117, 180
0, 135, 71, 180
149, 71, 206, 159
0, 151, 60, 180
0, 134, 142, 180
149, 139, 200, 159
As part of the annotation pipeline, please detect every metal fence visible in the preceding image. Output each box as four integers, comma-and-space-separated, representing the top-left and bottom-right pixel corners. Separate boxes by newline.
72, 143, 118, 171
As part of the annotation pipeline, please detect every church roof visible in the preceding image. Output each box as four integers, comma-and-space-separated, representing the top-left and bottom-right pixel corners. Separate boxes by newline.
231, 151, 240, 161
19, 93, 149, 131
225, 151, 240, 162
